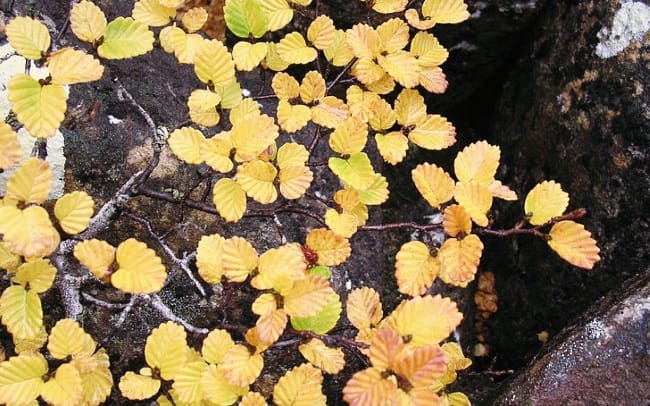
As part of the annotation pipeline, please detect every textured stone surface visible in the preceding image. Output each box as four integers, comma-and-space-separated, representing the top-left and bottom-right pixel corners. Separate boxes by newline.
493, 270, 650, 405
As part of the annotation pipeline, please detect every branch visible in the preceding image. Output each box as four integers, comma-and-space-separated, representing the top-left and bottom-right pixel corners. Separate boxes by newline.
326, 58, 356, 93
477, 208, 588, 238
358, 222, 444, 232
149, 294, 209, 334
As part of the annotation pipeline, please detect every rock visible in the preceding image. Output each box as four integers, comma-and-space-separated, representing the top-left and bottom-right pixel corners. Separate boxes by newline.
493, 270, 650, 405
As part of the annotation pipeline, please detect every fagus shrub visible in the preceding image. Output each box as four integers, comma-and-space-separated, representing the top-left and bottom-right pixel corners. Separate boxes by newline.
0, 0, 601, 404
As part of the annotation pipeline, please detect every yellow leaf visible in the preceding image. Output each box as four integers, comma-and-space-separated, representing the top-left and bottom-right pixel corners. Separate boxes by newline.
329, 117, 368, 155
231, 113, 278, 162
215, 79, 243, 109
324, 30, 354, 67
12, 324, 47, 355
171, 361, 208, 403
230, 97, 262, 125
252, 244, 308, 291
411, 31, 448, 67
272, 72, 301, 100
439, 234, 483, 287
411, 163, 455, 209
47, 318, 95, 360
76, 349, 113, 406
395, 241, 440, 297
224, 0, 269, 38
346, 23, 381, 59
201, 364, 249, 404
160, 0, 184, 7
264, 42, 291, 71
277, 32, 317, 64
187, 88, 221, 127
306, 228, 351, 266
202, 329, 235, 365
422, 0, 470, 24
98, 17, 154, 59
233, 41, 268, 71
200, 132, 233, 173
118, 371, 160, 400
111, 238, 167, 294
277, 100, 311, 133
394, 88, 427, 126
182, 7, 208, 32
328, 152, 376, 190
352, 173, 389, 206
454, 141, 501, 185
260, 0, 293, 32
367, 96, 396, 132
0, 205, 60, 258
160, 26, 205, 64
380, 294, 463, 347
524, 180, 570, 225
308, 15, 336, 50
442, 391, 472, 406
213, 178, 247, 223
73, 239, 116, 281
256, 308, 287, 343
375, 131, 408, 165
222, 236, 259, 282
8, 74, 67, 139
54, 191, 94, 234
70, 1, 107, 43
378, 50, 421, 88
194, 39, 235, 86
443, 204, 472, 237
273, 363, 326, 406
145, 321, 189, 381
236, 160, 278, 204
325, 209, 358, 238
47, 47, 104, 85
346, 287, 383, 330
240, 391, 267, 406
350, 57, 385, 85
6, 157, 52, 204
299, 338, 345, 374
168, 127, 206, 165
454, 181, 493, 227
252, 293, 278, 315
196, 234, 226, 284
377, 18, 409, 51
299, 71, 326, 104
132, 0, 176, 27
373, 0, 408, 13
0, 285, 42, 342
219, 344, 264, 386
342, 367, 397, 406
40, 364, 81, 406
311, 95, 349, 128
365, 73, 396, 95
0, 123, 22, 170
548, 221, 600, 269
0, 242, 22, 272
346, 85, 381, 124
5, 16, 50, 60
487, 180, 518, 201
13, 258, 57, 294
0, 353, 47, 405
409, 114, 456, 150
419, 66, 448, 93
290, 292, 341, 334
282, 274, 334, 317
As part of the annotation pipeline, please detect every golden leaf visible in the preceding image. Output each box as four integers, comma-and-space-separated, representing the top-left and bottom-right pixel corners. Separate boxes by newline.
346, 287, 383, 330
145, 322, 189, 381
216, 79, 244, 109
196, 234, 226, 284
306, 228, 351, 266
299, 338, 345, 374
8, 74, 67, 139
342, 367, 397, 406
373, 0, 408, 13
222, 236, 259, 282
213, 178, 247, 223
70, 1, 107, 43
0, 353, 47, 405
200, 132, 233, 173
419, 66, 448, 94
272, 72, 300, 100
219, 344, 264, 386
311, 95, 349, 128
368, 96, 397, 130
202, 329, 235, 365
260, 0, 293, 32
290, 292, 342, 334
233, 41, 268, 71
308, 15, 336, 50
252, 293, 278, 315
73, 349, 114, 406
118, 371, 160, 400
54, 191, 94, 234
353, 173, 390, 206
282, 274, 334, 317
47, 318, 95, 360
411, 163, 455, 209
524, 180, 569, 225
548, 221, 600, 269
182, 7, 208, 32
346, 23, 381, 59
171, 361, 208, 403
277, 100, 311, 133
240, 391, 267, 406
236, 160, 278, 204
111, 238, 167, 294
443, 204, 472, 237
273, 363, 326, 406
329, 117, 368, 155
377, 18, 410, 53
6, 158, 52, 204
409, 114, 456, 150
97, 17, 154, 59
201, 364, 249, 404
487, 180, 518, 201
160, 26, 205, 64
168, 127, 206, 165
194, 39, 235, 86
277, 142, 309, 169
47, 47, 104, 85
0, 285, 42, 340
264, 42, 291, 71
439, 234, 483, 287
13, 258, 57, 294
411, 31, 448, 67
394, 88, 427, 126
277, 32, 317, 64
0, 242, 21, 272
5, 16, 50, 60
324, 30, 354, 67
0, 205, 60, 258
256, 308, 287, 343
231, 113, 278, 162
454, 181, 493, 227
380, 295, 463, 347
394, 343, 447, 388
0, 123, 21, 170
346, 85, 381, 123
368, 328, 404, 371
188, 89, 221, 127
365, 72, 396, 95
395, 241, 440, 297
422, 0, 470, 24
325, 209, 358, 238
252, 244, 307, 292
132, 0, 176, 27
350, 57, 385, 85
454, 141, 501, 185
375, 131, 408, 165
73, 239, 115, 281
378, 50, 421, 89
40, 363, 83, 406
299, 71, 326, 104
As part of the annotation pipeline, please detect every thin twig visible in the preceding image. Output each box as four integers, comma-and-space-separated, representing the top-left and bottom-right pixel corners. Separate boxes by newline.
326, 58, 356, 93
358, 222, 444, 232
82, 293, 129, 309
149, 295, 209, 334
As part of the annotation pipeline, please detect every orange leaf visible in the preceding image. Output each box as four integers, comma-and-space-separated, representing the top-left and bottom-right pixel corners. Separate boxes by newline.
273, 363, 326, 405
443, 204, 472, 237
439, 234, 483, 287
305, 228, 351, 266
298, 338, 345, 374
219, 344, 264, 386
547, 221, 600, 269
256, 308, 287, 344
368, 328, 404, 371
393, 344, 446, 387
411, 163, 455, 209
346, 287, 383, 330
342, 367, 397, 406
282, 275, 334, 317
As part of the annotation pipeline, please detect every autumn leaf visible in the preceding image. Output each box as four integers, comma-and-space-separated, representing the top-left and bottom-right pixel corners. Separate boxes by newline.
547, 221, 600, 269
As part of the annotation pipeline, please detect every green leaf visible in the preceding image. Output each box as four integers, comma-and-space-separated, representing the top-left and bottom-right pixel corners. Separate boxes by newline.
224, 0, 269, 38
98, 17, 154, 59
328, 152, 376, 190
291, 293, 341, 334
309, 265, 331, 279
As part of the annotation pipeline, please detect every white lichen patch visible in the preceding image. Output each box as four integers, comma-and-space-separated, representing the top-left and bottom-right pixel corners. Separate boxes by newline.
0, 43, 66, 199
596, 1, 650, 59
